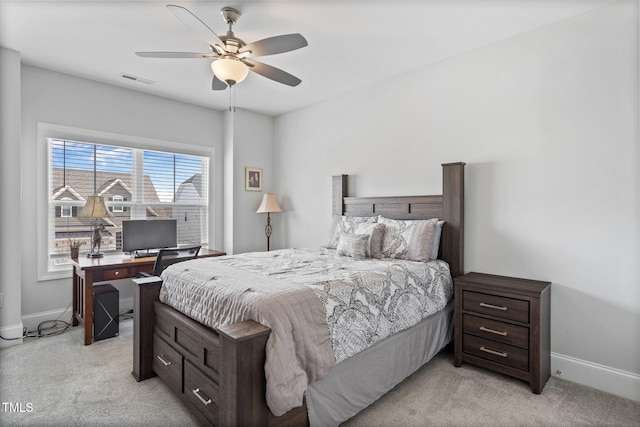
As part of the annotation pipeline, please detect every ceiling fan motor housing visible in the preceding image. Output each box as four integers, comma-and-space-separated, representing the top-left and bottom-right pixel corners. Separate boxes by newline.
221, 7, 241, 25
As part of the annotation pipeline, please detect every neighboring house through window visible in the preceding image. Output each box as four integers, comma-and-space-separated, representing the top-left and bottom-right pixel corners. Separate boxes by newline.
47, 137, 210, 275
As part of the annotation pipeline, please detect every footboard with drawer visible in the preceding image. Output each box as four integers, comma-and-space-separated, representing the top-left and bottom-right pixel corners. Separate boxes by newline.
132, 277, 308, 427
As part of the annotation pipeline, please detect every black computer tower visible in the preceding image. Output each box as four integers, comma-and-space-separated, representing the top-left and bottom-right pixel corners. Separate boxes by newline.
93, 283, 119, 341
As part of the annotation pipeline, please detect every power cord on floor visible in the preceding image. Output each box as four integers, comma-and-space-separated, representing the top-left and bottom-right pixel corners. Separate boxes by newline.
118, 309, 134, 321
0, 331, 23, 341
1, 304, 133, 341
24, 302, 72, 338
1, 303, 72, 341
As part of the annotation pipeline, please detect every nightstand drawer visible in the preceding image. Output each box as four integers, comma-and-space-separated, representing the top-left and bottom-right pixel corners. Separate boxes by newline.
463, 314, 529, 349
463, 334, 529, 371
463, 291, 529, 323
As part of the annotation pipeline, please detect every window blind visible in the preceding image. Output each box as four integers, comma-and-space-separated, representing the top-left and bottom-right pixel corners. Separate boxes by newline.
48, 138, 209, 272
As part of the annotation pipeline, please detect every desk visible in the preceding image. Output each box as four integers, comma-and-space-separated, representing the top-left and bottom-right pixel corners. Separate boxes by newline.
71, 248, 226, 345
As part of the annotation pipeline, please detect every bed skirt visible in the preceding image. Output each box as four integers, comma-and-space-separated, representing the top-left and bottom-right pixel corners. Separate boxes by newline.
306, 302, 454, 427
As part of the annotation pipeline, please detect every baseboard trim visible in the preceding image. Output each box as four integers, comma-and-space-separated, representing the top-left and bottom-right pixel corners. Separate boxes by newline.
0, 322, 24, 347
21, 297, 134, 335
551, 352, 640, 402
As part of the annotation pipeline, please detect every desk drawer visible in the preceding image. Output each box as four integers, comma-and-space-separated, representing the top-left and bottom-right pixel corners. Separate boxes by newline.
102, 267, 130, 281
463, 291, 529, 323
184, 360, 219, 425
463, 334, 529, 371
463, 314, 529, 349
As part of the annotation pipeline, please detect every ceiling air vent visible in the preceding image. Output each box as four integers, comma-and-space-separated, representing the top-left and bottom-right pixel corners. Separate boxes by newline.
120, 73, 155, 85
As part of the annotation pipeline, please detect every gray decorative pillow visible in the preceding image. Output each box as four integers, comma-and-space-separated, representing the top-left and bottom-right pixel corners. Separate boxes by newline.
327, 215, 378, 249
430, 220, 445, 260
378, 216, 439, 261
336, 233, 369, 259
353, 222, 385, 258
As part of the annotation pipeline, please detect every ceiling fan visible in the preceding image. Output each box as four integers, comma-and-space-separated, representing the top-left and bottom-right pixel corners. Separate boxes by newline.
136, 5, 308, 90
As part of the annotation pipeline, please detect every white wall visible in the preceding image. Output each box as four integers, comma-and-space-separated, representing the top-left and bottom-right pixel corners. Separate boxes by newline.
228, 109, 276, 254
15, 65, 225, 328
274, 0, 639, 400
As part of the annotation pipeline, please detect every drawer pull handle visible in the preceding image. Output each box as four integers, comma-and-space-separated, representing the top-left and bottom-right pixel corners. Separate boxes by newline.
479, 326, 508, 336
192, 388, 212, 406
480, 302, 507, 311
156, 355, 172, 366
480, 346, 507, 358
114, 271, 120, 276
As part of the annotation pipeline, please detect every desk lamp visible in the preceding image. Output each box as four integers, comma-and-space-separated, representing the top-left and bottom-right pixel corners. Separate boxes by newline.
79, 195, 112, 258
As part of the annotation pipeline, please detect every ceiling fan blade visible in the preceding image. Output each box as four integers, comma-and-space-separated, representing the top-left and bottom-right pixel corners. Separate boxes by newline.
136, 52, 217, 59
166, 5, 226, 53
243, 60, 302, 87
239, 33, 308, 57
212, 75, 227, 90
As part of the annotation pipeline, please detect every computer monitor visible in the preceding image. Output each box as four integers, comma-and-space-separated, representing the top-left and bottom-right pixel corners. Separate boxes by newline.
122, 219, 177, 257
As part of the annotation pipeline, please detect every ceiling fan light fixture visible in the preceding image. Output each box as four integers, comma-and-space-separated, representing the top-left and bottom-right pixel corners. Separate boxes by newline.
211, 57, 249, 86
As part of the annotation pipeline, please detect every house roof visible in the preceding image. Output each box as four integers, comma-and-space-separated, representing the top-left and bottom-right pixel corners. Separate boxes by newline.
52, 168, 168, 231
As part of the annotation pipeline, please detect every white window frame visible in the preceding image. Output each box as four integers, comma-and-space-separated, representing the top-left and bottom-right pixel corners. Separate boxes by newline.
60, 197, 73, 217
37, 122, 216, 281
111, 195, 124, 213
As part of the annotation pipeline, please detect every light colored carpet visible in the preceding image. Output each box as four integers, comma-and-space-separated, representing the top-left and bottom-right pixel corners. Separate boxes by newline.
0, 319, 199, 427
1, 319, 638, 426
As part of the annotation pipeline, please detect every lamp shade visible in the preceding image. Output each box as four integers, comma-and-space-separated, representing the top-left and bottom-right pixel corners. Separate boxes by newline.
211, 58, 249, 86
256, 193, 282, 214
79, 195, 113, 219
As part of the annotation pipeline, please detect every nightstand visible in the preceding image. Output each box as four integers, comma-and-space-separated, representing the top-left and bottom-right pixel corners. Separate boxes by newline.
453, 272, 551, 393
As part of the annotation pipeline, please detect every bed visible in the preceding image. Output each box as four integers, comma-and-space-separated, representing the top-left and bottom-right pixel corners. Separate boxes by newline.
132, 162, 465, 427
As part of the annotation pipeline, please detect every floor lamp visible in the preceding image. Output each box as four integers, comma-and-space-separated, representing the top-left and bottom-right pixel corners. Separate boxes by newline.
256, 193, 282, 251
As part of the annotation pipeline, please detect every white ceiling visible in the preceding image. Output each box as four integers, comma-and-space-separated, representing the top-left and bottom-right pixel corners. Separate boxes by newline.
0, 0, 616, 116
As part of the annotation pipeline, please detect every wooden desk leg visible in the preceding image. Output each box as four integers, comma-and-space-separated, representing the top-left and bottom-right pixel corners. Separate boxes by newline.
83, 271, 94, 346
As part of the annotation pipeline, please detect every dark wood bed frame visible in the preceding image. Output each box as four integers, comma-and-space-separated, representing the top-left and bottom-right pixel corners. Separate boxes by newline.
132, 162, 464, 427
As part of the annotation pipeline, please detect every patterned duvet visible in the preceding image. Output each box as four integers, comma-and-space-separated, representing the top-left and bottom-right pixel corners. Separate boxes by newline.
159, 247, 453, 415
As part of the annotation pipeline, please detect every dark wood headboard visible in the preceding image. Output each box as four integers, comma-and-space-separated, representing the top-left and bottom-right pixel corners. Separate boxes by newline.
332, 162, 465, 278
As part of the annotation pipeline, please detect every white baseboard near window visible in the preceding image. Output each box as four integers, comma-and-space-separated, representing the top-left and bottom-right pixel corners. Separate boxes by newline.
21, 297, 134, 336
551, 352, 640, 402
0, 322, 24, 348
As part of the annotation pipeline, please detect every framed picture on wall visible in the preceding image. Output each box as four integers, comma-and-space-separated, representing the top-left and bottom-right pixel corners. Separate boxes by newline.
245, 167, 263, 191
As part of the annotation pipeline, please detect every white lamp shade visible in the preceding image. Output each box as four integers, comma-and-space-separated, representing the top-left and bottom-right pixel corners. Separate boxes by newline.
211, 58, 249, 86
79, 195, 113, 219
256, 193, 282, 214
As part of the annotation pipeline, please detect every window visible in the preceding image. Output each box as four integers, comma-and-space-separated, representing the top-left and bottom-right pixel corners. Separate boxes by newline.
110, 195, 124, 213
60, 198, 73, 217
48, 138, 209, 273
